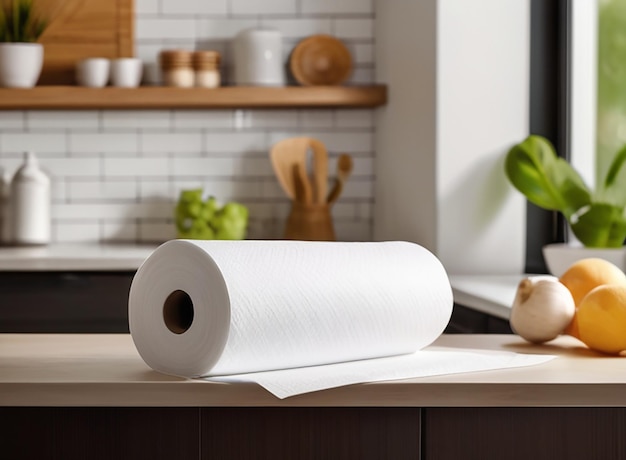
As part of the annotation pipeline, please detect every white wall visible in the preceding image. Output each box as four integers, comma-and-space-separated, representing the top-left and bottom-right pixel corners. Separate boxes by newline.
375, 0, 530, 275
0, 0, 376, 243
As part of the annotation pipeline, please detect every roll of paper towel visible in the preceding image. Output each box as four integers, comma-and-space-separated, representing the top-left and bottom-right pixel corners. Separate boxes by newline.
129, 240, 452, 374
129, 239, 554, 398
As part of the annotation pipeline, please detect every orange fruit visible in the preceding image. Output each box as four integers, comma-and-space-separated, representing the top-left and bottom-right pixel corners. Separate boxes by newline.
577, 284, 626, 354
559, 258, 626, 306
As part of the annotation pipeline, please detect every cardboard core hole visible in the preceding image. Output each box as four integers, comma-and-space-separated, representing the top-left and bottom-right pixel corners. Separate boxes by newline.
163, 290, 194, 334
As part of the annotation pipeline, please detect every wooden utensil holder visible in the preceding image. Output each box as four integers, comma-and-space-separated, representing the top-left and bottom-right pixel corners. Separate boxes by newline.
284, 202, 336, 241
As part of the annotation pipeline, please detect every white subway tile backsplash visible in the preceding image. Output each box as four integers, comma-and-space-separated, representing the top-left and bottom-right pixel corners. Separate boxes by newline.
161, 0, 228, 15
70, 133, 139, 155
206, 178, 263, 199
139, 221, 176, 243
102, 111, 171, 130
68, 180, 138, 201
333, 19, 374, 39
231, 0, 297, 15
331, 202, 358, 219
298, 110, 334, 128
335, 110, 374, 128
357, 202, 372, 219
142, 132, 202, 154
135, 0, 159, 14
301, 0, 372, 14
204, 132, 267, 153
173, 110, 234, 129
53, 203, 126, 220
1, 133, 67, 154
104, 157, 170, 177
352, 43, 374, 64
348, 66, 375, 84
172, 157, 218, 176
26, 111, 99, 130
259, 18, 332, 39
141, 179, 174, 200
242, 157, 275, 176
233, 110, 299, 129
339, 179, 373, 198
41, 158, 101, 178
102, 220, 138, 241
136, 19, 197, 40
0, 111, 25, 129
196, 19, 259, 40
334, 221, 372, 241
54, 222, 101, 243
262, 179, 288, 199
134, 201, 176, 219
51, 179, 67, 203
136, 43, 163, 63
173, 157, 271, 177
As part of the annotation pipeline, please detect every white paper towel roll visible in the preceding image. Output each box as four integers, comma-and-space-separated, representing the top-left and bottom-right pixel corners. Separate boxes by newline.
129, 239, 453, 378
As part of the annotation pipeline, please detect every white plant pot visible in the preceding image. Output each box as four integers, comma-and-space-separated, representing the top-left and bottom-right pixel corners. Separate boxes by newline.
0, 43, 44, 88
543, 243, 626, 277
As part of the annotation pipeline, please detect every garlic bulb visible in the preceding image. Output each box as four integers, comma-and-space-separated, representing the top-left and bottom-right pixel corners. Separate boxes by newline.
510, 276, 575, 343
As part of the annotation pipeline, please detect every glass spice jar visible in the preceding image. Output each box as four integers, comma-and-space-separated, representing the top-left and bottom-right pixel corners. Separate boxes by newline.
192, 51, 221, 88
160, 49, 194, 88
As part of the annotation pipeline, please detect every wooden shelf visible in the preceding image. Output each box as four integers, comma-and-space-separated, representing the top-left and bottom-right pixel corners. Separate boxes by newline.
0, 85, 387, 110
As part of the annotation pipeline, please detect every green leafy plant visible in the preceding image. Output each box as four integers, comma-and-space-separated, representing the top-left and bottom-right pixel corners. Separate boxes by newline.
0, 0, 48, 43
175, 189, 249, 240
505, 135, 626, 248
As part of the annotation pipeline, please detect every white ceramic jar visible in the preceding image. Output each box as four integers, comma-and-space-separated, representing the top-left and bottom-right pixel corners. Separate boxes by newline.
10, 152, 51, 246
233, 29, 285, 86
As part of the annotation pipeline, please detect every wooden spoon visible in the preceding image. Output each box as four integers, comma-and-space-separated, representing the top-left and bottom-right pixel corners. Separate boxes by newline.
327, 154, 353, 204
270, 138, 310, 200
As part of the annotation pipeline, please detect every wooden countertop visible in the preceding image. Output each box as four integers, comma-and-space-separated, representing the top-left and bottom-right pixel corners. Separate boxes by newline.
2, 333, 625, 407
0, 243, 157, 271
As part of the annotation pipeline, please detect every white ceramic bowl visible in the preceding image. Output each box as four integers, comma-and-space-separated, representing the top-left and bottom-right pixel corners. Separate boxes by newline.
76, 58, 110, 87
110, 58, 143, 88
542, 243, 626, 277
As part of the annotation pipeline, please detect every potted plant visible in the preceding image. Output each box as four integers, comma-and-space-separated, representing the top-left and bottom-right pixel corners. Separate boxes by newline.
505, 134, 626, 275
0, 0, 48, 88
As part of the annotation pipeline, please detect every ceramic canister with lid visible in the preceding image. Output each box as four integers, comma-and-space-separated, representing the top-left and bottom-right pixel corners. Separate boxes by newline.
10, 152, 51, 245
233, 28, 285, 86
160, 49, 194, 88
193, 50, 221, 88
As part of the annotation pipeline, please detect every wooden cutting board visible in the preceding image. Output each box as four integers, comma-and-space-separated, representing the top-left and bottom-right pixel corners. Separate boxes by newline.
36, 0, 134, 85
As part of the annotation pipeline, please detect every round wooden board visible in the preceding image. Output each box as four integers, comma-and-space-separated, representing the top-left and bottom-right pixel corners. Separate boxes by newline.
289, 35, 353, 86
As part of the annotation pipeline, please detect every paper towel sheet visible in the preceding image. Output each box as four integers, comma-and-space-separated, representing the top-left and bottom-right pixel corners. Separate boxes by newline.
209, 349, 556, 399
129, 239, 552, 399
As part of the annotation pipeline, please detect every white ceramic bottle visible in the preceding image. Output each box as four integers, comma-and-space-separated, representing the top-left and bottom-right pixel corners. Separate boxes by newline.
0, 167, 11, 245
10, 152, 51, 245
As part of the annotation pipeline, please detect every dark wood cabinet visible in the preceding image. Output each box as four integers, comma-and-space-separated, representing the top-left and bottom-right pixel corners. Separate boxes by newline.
424, 408, 626, 460
0, 272, 134, 333
446, 303, 513, 334
2, 407, 625, 459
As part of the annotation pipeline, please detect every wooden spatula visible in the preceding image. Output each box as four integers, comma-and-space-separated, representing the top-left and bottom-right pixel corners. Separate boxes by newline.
270, 137, 310, 200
